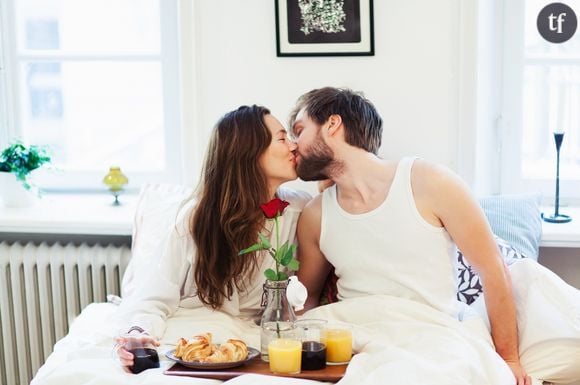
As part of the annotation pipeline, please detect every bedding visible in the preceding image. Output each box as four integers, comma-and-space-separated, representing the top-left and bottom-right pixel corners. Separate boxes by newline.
31, 187, 579, 385
32, 298, 511, 385
31, 258, 580, 385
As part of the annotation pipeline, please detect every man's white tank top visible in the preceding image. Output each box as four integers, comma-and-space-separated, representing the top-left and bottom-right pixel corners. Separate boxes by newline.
320, 157, 460, 318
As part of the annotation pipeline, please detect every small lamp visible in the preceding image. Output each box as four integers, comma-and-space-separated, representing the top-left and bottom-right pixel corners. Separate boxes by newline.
103, 166, 128, 206
542, 132, 572, 223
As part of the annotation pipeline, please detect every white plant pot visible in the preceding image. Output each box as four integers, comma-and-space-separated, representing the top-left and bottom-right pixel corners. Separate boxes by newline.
0, 172, 38, 208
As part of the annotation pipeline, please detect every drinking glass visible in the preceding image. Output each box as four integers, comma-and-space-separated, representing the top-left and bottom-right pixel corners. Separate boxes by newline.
268, 337, 302, 375
295, 319, 327, 370
116, 330, 160, 374
321, 324, 352, 365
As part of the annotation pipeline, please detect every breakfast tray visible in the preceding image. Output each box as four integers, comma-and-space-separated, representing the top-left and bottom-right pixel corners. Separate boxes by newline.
164, 356, 347, 382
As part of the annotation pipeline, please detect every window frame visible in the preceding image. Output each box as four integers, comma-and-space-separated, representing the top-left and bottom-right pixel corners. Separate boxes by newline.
0, 0, 182, 192
500, 0, 580, 204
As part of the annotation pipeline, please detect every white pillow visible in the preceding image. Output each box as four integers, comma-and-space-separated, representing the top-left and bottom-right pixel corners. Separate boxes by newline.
121, 183, 193, 298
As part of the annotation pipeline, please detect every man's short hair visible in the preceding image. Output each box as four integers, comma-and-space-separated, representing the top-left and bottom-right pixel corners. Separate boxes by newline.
290, 87, 382, 154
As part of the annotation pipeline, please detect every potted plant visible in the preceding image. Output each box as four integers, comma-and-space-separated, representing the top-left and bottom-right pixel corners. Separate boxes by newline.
0, 142, 51, 207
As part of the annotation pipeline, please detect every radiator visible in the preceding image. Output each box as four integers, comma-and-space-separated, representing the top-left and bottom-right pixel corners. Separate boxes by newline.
0, 242, 131, 385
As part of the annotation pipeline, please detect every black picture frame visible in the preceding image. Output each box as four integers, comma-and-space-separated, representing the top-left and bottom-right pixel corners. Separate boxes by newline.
275, 0, 374, 57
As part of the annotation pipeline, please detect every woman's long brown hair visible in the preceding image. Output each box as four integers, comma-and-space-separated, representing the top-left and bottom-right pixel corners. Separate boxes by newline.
191, 105, 272, 309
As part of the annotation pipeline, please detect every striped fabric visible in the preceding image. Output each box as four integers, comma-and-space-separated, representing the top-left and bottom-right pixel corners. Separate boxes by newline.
479, 193, 542, 259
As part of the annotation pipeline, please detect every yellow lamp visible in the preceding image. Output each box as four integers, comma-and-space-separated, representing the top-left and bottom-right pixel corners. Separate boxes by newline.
103, 166, 128, 205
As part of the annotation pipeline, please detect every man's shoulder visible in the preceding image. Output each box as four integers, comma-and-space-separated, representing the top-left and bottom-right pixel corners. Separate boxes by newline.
301, 193, 323, 221
410, 158, 465, 208
411, 158, 457, 186
297, 193, 323, 237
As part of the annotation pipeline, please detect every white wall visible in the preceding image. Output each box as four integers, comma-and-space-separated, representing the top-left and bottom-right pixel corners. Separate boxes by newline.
180, 0, 464, 194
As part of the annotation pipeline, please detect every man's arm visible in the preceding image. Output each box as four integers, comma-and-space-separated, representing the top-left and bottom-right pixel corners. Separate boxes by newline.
412, 160, 530, 385
296, 195, 332, 312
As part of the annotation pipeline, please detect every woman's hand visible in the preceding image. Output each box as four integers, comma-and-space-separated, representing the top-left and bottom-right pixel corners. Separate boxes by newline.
114, 329, 160, 373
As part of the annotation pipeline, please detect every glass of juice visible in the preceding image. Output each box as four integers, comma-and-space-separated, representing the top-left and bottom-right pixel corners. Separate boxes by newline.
295, 319, 327, 370
117, 330, 160, 374
268, 338, 302, 374
321, 324, 352, 365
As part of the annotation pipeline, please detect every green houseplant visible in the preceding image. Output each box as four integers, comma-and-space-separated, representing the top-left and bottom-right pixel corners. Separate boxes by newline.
0, 142, 51, 190
0, 142, 51, 207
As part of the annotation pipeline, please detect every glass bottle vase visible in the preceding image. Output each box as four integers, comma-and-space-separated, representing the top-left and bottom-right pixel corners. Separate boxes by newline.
260, 279, 296, 362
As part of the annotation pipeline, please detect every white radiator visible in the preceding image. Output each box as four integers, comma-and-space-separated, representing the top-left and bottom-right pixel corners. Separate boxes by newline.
0, 242, 131, 385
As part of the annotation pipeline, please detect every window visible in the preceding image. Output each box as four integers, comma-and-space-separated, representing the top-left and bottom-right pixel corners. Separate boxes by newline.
500, 0, 580, 202
0, 0, 181, 190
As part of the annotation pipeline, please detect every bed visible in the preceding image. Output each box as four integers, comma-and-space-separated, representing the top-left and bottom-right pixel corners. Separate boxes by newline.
30, 185, 580, 385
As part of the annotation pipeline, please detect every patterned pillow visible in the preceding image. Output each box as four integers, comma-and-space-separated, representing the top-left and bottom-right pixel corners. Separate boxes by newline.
456, 236, 526, 304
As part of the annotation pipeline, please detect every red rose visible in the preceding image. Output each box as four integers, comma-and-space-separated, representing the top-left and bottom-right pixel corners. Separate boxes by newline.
240, 197, 299, 280
260, 198, 290, 218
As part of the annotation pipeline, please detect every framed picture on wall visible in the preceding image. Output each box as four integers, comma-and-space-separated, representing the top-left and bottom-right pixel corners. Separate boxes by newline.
275, 0, 374, 57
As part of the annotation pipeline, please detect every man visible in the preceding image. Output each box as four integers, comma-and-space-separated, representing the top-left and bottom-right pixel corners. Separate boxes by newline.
291, 87, 531, 384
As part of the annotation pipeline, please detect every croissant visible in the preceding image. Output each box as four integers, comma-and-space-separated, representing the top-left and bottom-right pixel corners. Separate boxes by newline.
201, 339, 248, 363
227, 339, 249, 361
174, 338, 189, 358
174, 333, 213, 361
182, 342, 213, 361
175, 333, 248, 363
192, 332, 213, 346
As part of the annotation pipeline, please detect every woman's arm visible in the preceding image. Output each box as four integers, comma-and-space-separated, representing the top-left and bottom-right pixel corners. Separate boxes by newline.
118, 225, 192, 338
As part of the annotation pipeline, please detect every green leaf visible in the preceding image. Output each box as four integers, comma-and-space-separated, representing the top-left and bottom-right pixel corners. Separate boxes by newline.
238, 243, 265, 255
287, 258, 300, 271
275, 242, 289, 264
258, 233, 271, 249
277, 271, 288, 281
280, 252, 292, 266
264, 268, 278, 281
280, 244, 296, 266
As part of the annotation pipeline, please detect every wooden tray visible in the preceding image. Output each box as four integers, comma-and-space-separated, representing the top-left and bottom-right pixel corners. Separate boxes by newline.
164, 356, 347, 382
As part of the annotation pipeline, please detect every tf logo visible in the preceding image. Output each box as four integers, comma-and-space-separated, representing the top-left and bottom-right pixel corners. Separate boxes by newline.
537, 2, 577, 43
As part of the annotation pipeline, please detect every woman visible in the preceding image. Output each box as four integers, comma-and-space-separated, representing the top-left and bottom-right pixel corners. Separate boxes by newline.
115, 105, 311, 371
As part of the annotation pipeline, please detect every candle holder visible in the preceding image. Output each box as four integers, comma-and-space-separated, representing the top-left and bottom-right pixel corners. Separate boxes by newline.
542, 132, 572, 223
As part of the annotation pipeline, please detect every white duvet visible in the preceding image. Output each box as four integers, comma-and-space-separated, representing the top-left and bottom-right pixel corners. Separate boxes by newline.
31, 260, 580, 385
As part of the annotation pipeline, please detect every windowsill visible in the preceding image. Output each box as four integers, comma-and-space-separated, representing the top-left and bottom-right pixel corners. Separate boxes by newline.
0, 193, 136, 236
540, 206, 580, 248
0, 198, 578, 247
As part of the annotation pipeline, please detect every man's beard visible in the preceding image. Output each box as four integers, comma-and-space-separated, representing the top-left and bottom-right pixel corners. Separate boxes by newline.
296, 137, 339, 181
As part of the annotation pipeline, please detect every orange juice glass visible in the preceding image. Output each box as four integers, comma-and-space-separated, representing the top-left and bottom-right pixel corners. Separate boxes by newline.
321, 326, 352, 365
268, 339, 302, 374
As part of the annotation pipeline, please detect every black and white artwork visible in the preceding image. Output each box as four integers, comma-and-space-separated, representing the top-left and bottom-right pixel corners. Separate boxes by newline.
275, 0, 374, 56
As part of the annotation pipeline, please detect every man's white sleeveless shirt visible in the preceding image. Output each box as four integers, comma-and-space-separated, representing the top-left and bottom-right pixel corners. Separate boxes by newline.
320, 157, 460, 318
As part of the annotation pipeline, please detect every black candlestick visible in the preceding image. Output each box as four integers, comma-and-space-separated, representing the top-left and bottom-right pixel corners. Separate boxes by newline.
542, 132, 572, 223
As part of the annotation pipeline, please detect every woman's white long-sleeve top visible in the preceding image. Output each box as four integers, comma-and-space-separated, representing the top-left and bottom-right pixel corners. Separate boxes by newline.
117, 187, 311, 338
